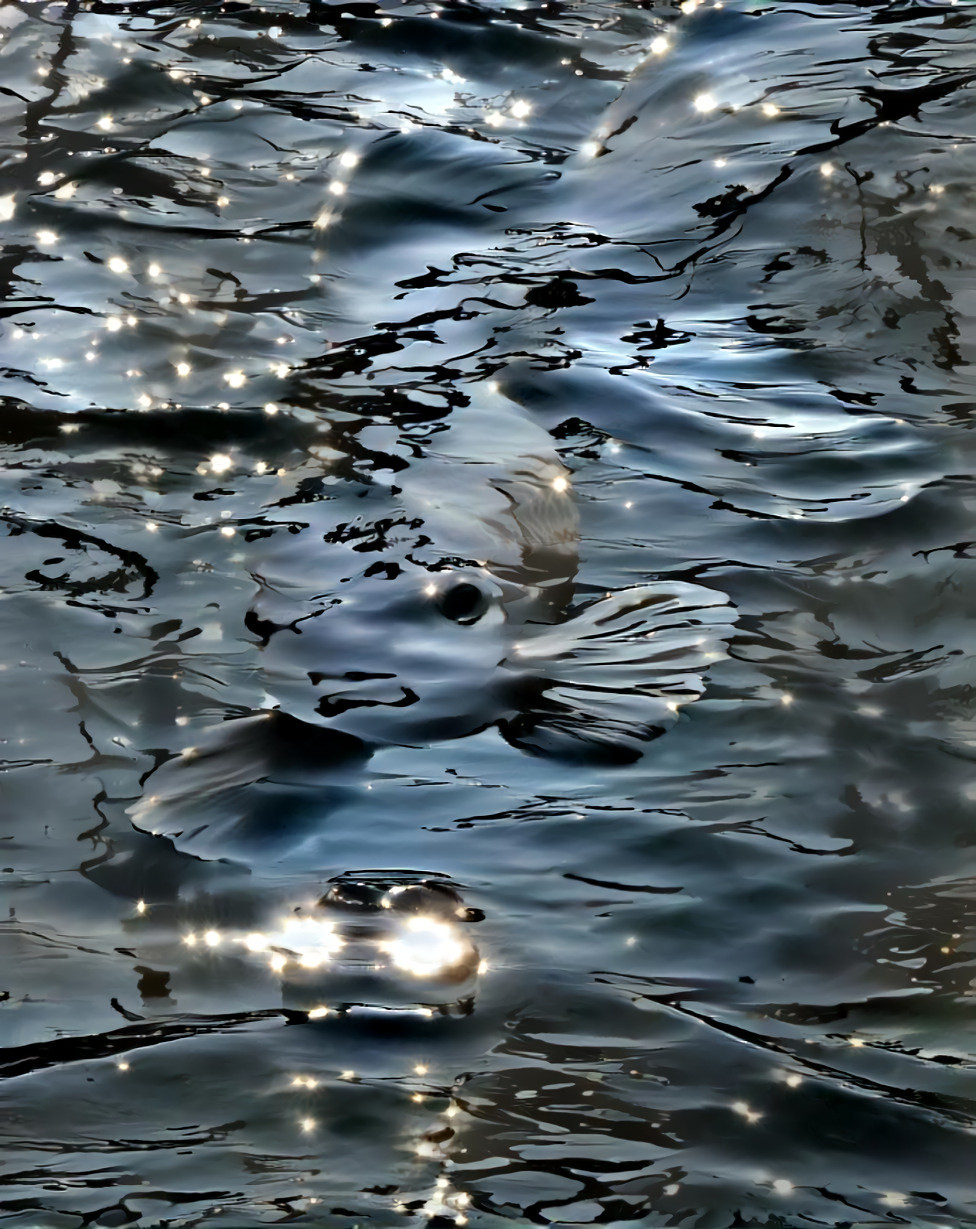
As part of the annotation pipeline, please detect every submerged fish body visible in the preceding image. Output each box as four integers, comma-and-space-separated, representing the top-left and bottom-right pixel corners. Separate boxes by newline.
247, 396, 581, 746
132, 390, 733, 854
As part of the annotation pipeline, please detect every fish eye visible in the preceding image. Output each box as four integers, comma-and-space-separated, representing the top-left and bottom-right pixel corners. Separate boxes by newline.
436, 581, 485, 624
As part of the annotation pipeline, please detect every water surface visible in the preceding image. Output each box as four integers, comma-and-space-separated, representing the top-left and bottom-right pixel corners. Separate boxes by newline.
2, 0, 976, 1225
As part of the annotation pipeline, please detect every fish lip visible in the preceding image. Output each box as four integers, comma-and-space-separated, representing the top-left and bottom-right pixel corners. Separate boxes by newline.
307, 670, 398, 685
315, 686, 420, 717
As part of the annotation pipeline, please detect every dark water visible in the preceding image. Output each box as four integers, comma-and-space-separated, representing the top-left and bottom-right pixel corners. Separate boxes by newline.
3, 0, 976, 1225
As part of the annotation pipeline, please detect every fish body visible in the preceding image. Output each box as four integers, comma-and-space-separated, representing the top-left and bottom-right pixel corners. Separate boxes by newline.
133, 391, 732, 856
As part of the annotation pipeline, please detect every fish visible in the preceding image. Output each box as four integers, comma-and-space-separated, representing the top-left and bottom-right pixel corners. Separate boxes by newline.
131, 387, 733, 858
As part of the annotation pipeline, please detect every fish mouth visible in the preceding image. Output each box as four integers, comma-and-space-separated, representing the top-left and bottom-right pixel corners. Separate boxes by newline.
315, 686, 420, 718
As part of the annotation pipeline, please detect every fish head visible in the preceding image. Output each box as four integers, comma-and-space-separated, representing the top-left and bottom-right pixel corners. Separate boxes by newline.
249, 554, 547, 745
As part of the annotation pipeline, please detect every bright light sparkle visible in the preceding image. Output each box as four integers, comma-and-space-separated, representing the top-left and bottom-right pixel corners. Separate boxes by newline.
384, 916, 466, 978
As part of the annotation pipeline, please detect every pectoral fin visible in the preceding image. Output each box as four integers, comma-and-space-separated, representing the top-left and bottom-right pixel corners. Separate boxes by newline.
129, 712, 367, 859
500, 582, 734, 763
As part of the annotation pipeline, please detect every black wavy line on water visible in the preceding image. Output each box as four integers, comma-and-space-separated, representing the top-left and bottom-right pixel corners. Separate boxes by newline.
595, 974, 976, 1128
1, 513, 159, 602
0, 1010, 296, 1082
563, 872, 683, 895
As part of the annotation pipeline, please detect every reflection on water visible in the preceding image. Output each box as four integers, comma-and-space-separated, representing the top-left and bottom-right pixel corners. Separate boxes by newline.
3, 0, 976, 1225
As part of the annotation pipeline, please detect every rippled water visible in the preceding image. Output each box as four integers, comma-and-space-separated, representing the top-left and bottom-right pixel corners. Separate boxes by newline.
3, 0, 976, 1225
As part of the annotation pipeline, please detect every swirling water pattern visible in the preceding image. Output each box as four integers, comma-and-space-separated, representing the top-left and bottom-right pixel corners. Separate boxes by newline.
2, 0, 976, 1226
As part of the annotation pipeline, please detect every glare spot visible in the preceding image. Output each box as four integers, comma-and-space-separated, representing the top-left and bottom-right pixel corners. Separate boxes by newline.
849, 1037, 865, 1048
761, 102, 780, 118
0, 195, 14, 222
38, 171, 57, 186
338, 150, 359, 169
135, 900, 147, 915
714, 157, 727, 168
223, 370, 246, 388
145, 522, 158, 533
175, 361, 191, 377
328, 180, 346, 196
819, 162, 835, 178
36, 229, 58, 247
881, 1193, 909, 1208
414, 1064, 428, 1075
340, 1069, 356, 1080
649, 35, 669, 54
116, 1061, 130, 1072
209, 453, 233, 474
771, 1179, 793, 1196
694, 93, 717, 113
54, 181, 77, 200
313, 208, 335, 229
204, 929, 221, 947
269, 952, 287, 973
484, 110, 505, 128
510, 99, 531, 119
731, 1100, 763, 1124
779, 692, 793, 707
96, 115, 114, 131
551, 475, 570, 494
105, 317, 123, 332
183, 933, 198, 947
307, 1005, 328, 1019
263, 402, 279, 415
137, 394, 153, 409
785, 1073, 802, 1088
299, 1116, 317, 1133
424, 583, 438, 597
177, 292, 193, 305
928, 183, 945, 196
219, 525, 236, 538
384, 915, 466, 978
